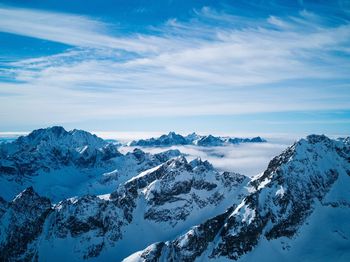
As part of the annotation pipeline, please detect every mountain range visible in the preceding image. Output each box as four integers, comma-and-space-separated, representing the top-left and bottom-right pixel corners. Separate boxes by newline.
0, 126, 181, 202
0, 127, 349, 261
129, 132, 266, 147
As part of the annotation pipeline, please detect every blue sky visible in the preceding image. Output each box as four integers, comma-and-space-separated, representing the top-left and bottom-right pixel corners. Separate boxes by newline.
0, 0, 349, 136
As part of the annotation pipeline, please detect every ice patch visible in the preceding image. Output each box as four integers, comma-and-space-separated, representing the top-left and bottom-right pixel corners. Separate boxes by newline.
275, 185, 285, 197
242, 206, 256, 224
97, 194, 110, 200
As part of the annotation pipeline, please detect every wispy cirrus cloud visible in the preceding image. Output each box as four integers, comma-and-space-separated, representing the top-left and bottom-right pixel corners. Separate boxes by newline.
0, 6, 162, 53
0, 3, 350, 131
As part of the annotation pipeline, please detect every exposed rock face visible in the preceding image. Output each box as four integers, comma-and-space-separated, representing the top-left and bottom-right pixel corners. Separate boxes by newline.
0, 196, 7, 217
112, 156, 248, 227
46, 195, 127, 260
138, 206, 237, 262
0, 156, 248, 261
0, 187, 52, 261
127, 135, 350, 262
97, 148, 184, 191
124, 148, 182, 173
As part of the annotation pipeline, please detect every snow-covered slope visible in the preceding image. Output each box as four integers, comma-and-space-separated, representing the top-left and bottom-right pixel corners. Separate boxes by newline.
0, 156, 248, 262
125, 135, 350, 262
0, 127, 182, 201
1, 131, 349, 262
0, 126, 117, 173
129, 132, 266, 147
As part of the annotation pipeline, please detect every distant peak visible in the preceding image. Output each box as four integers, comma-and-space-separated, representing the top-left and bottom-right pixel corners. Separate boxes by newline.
168, 155, 188, 166
27, 126, 67, 139
49, 126, 66, 132
250, 136, 266, 142
176, 155, 188, 163
70, 128, 87, 134
69, 129, 100, 139
306, 134, 330, 144
189, 157, 203, 165
16, 126, 107, 148
190, 157, 214, 170
12, 186, 37, 202
22, 186, 35, 194
167, 131, 181, 138
338, 137, 350, 145
131, 148, 147, 161
132, 148, 146, 156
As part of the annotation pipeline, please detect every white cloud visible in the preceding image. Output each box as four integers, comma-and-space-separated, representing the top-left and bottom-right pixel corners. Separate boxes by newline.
120, 142, 289, 177
0, 6, 167, 53
0, 5, 349, 127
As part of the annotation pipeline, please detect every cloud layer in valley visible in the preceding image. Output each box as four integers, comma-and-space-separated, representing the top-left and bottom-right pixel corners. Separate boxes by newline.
120, 142, 290, 177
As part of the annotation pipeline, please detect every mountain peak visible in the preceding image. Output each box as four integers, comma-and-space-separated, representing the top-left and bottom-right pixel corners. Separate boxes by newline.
306, 134, 332, 144
15, 126, 107, 149
189, 157, 214, 170
12, 186, 51, 212
167, 155, 189, 167
250, 136, 266, 142
128, 135, 350, 262
130, 132, 188, 147
24, 126, 67, 141
0, 127, 120, 180
130, 132, 266, 147
12, 186, 36, 202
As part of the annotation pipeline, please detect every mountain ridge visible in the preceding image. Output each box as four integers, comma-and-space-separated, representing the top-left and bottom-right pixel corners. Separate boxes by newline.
0, 127, 182, 201
0, 155, 249, 261
0, 128, 349, 261
129, 132, 266, 147
124, 134, 350, 262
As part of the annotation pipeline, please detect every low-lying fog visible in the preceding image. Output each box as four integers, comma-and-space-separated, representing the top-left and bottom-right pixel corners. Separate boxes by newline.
0, 131, 296, 177
119, 142, 290, 177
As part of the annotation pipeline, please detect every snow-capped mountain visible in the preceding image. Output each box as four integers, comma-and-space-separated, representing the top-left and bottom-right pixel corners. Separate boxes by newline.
0, 127, 182, 201
0, 126, 118, 174
129, 132, 266, 147
129, 132, 189, 147
194, 134, 225, 146
0, 156, 248, 262
125, 135, 350, 262
1, 130, 349, 262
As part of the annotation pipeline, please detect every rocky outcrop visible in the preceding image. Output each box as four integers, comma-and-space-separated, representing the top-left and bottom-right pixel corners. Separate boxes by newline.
0, 187, 52, 261
112, 156, 248, 226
